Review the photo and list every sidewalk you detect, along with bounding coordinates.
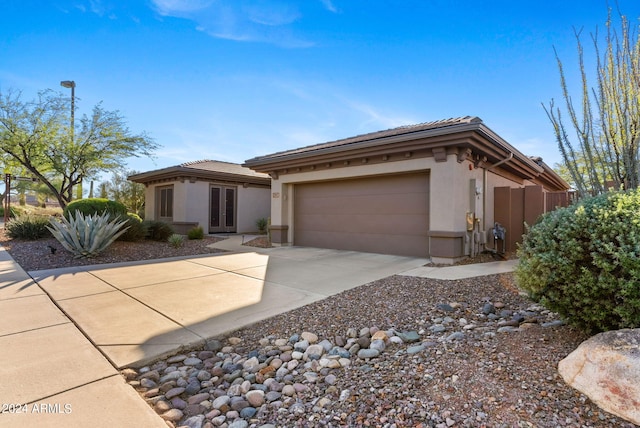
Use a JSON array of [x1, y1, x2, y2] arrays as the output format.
[[0, 246, 166, 427], [401, 259, 518, 280], [0, 236, 518, 427]]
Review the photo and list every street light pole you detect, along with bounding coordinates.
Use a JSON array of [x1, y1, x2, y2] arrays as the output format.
[[60, 80, 75, 143], [60, 80, 81, 199]]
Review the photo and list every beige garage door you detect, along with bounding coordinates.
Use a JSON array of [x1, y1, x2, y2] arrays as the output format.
[[293, 172, 430, 257]]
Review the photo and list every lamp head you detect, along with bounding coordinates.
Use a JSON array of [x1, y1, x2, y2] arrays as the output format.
[[60, 80, 75, 88]]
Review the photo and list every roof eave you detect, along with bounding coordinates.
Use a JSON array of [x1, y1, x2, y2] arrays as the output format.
[[128, 166, 270, 186], [244, 122, 488, 169]]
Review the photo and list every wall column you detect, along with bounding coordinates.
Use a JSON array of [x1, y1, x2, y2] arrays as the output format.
[[268, 179, 290, 245], [428, 154, 479, 262]]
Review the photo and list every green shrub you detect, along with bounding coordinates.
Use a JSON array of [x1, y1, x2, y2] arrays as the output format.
[[143, 220, 174, 241], [117, 213, 147, 242], [168, 233, 184, 248], [515, 189, 640, 333], [47, 211, 129, 258], [187, 226, 204, 240], [256, 217, 268, 234], [0, 206, 16, 219], [63, 198, 128, 220], [5, 214, 52, 240]]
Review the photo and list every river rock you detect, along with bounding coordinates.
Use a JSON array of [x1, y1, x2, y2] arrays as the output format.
[[182, 414, 205, 428], [165, 387, 185, 399], [304, 344, 325, 360], [301, 331, 318, 343], [396, 331, 420, 343], [160, 408, 183, 422], [184, 357, 202, 366], [246, 390, 265, 407], [357, 348, 380, 359], [482, 302, 495, 315], [370, 339, 386, 351], [372, 330, 388, 341], [558, 328, 640, 425], [212, 395, 230, 410]]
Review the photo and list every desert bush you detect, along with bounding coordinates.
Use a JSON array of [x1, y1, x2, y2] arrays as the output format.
[[63, 198, 127, 220], [516, 189, 640, 333], [5, 214, 52, 240], [0, 206, 18, 219], [143, 220, 174, 241], [168, 233, 184, 248], [48, 211, 129, 258], [187, 226, 204, 240], [117, 213, 147, 242], [256, 217, 268, 234]]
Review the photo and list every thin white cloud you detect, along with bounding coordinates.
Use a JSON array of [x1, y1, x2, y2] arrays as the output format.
[[344, 99, 417, 131], [265, 76, 418, 135], [149, 0, 317, 48], [152, 0, 214, 16], [89, 0, 105, 16], [244, 2, 300, 26], [320, 0, 338, 13]]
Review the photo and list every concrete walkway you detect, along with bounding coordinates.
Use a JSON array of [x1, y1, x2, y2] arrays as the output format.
[[0, 246, 166, 427], [0, 235, 517, 427], [401, 259, 518, 280]]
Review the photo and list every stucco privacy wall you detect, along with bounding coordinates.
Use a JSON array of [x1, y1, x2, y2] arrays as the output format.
[[143, 180, 270, 234], [237, 186, 271, 233], [484, 170, 537, 235]]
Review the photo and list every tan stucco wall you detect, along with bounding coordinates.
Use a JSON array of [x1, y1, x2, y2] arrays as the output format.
[[143, 180, 270, 234], [143, 185, 154, 220], [237, 186, 271, 233], [428, 154, 484, 233], [269, 155, 486, 249]]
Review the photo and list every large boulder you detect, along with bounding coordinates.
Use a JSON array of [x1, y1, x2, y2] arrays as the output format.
[[558, 329, 640, 425]]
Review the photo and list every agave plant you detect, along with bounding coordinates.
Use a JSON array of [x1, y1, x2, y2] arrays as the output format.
[[47, 210, 130, 259], [167, 233, 185, 248]]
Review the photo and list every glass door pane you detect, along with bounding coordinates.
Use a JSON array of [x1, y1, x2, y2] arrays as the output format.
[[210, 187, 220, 229], [225, 188, 235, 228]]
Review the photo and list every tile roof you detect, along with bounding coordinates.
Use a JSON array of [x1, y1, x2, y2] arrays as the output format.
[[128, 159, 270, 184], [246, 116, 482, 162], [178, 160, 268, 178]]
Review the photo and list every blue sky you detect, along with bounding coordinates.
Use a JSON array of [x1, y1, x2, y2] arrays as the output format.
[[1, 0, 639, 177]]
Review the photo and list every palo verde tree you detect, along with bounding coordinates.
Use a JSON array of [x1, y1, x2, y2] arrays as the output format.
[[544, 10, 640, 197], [0, 89, 158, 208]]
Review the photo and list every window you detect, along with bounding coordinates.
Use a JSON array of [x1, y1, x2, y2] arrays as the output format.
[[157, 186, 173, 220]]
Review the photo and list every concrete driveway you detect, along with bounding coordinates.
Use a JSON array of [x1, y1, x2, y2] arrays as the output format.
[[28, 238, 429, 369]]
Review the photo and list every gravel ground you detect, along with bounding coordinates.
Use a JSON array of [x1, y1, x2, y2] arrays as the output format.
[[0, 231, 226, 271], [122, 274, 637, 428], [1, 231, 635, 427]]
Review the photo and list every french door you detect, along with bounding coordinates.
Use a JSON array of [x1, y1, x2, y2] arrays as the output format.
[[210, 186, 236, 233]]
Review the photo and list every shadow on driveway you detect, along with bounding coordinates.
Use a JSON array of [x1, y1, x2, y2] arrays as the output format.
[[29, 247, 428, 368]]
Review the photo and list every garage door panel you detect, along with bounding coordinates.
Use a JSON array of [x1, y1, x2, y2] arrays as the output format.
[[298, 231, 428, 258], [296, 193, 428, 215], [296, 214, 428, 235], [294, 172, 430, 258], [296, 175, 426, 197]]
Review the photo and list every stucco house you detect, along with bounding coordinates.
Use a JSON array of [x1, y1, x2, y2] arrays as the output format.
[[128, 160, 271, 234], [243, 116, 570, 264]]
